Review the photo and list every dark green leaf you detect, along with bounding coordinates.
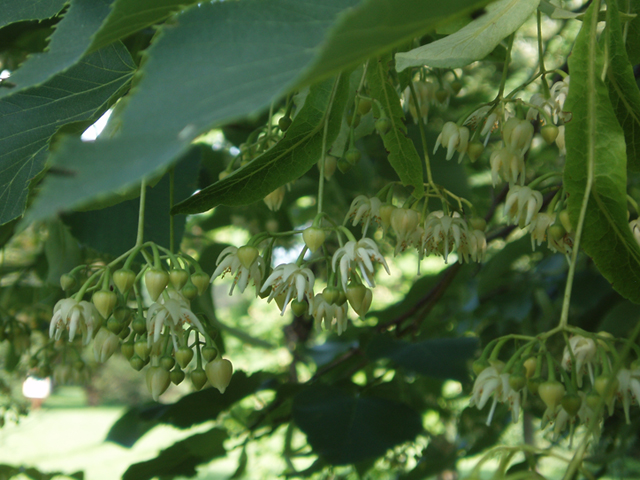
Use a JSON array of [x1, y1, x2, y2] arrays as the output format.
[[107, 371, 270, 447], [366, 56, 424, 198], [63, 146, 200, 256], [621, 0, 640, 65], [476, 236, 531, 296], [87, 0, 200, 53], [0, 42, 135, 225], [564, 3, 640, 304], [293, 386, 422, 465], [44, 217, 81, 285], [172, 75, 349, 214], [605, 0, 640, 172], [366, 336, 477, 382], [0, 0, 66, 29], [0, 0, 114, 100], [122, 428, 227, 480]]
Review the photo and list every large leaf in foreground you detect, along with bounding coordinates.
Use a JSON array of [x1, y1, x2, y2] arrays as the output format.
[[25, 0, 491, 222], [172, 75, 349, 214], [0, 42, 135, 224], [0, 0, 66, 29], [564, 3, 640, 303], [395, 0, 539, 70], [0, 0, 114, 100], [605, 0, 640, 172], [366, 56, 424, 198], [293, 386, 422, 465]]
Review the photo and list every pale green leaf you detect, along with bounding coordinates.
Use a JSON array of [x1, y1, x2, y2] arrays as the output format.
[[564, 3, 640, 304], [606, 0, 640, 172], [172, 76, 350, 215], [0, 42, 135, 225], [395, 0, 540, 71], [0, 0, 67, 29], [366, 57, 424, 197], [0, 0, 113, 100], [87, 0, 200, 53]]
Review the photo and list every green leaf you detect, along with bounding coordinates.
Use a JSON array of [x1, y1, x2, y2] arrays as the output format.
[[122, 428, 228, 480], [564, 3, 640, 304], [621, 0, 640, 65], [63, 147, 200, 256], [0, 42, 135, 225], [293, 386, 422, 465], [172, 76, 349, 214], [395, 0, 540, 70], [366, 336, 477, 382], [0, 0, 114, 100], [0, 0, 66, 29], [24, 0, 493, 223], [87, 0, 199, 53], [605, 0, 640, 172], [44, 217, 81, 285], [297, 0, 492, 85], [366, 57, 424, 198], [106, 371, 270, 447]]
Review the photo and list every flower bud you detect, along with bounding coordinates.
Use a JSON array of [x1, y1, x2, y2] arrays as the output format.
[[375, 117, 391, 136], [113, 269, 136, 294], [121, 340, 135, 360], [201, 346, 218, 362], [169, 268, 189, 290], [236, 245, 259, 270], [175, 346, 194, 368], [60, 274, 77, 292], [191, 367, 208, 390], [92, 290, 118, 319], [379, 203, 396, 230], [346, 284, 372, 317], [160, 355, 175, 371], [145, 268, 169, 301], [318, 155, 337, 181], [594, 374, 619, 403], [345, 148, 361, 166], [322, 287, 341, 305], [146, 366, 170, 401], [134, 339, 151, 361], [191, 272, 210, 295], [182, 283, 199, 300], [131, 315, 146, 334], [502, 118, 534, 155], [561, 393, 582, 417], [466, 142, 484, 162], [540, 125, 559, 144], [170, 368, 185, 385], [538, 380, 565, 411], [290, 299, 308, 317], [302, 227, 326, 253], [205, 357, 233, 394], [129, 355, 145, 371], [523, 357, 537, 378]]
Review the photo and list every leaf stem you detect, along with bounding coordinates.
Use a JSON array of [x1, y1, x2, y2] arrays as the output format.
[[317, 74, 343, 216], [136, 177, 147, 247], [498, 34, 516, 99]]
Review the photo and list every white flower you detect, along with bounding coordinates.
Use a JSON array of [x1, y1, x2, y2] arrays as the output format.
[[528, 213, 555, 250], [346, 196, 382, 234], [263, 186, 286, 211], [434, 122, 470, 163], [260, 263, 315, 315], [458, 228, 487, 263], [332, 238, 390, 290], [490, 146, 525, 186], [422, 211, 467, 263], [480, 110, 500, 145], [502, 118, 534, 157], [504, 185, 543, 227], [616, 368, 640, 424], [404, 81, 436, 121], [556, 124, 566, 156], [469, 366, 521, 425], [211, 246, 265, 296], [561, 335, 597, 388], [49, 298, 99, 344], [526, 93, 555, 122], [550, 76, 571, 123], [147, 289, 206, 348], [312, 294, 349, 335], [390, 208, 420, 254]]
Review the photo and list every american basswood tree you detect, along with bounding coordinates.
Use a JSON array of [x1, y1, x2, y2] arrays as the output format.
[[1, 0, 640, 478]]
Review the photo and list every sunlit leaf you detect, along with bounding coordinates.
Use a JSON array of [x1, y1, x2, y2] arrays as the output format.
[[395, 0, 540, 70], [564, 2, 640, 303]]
